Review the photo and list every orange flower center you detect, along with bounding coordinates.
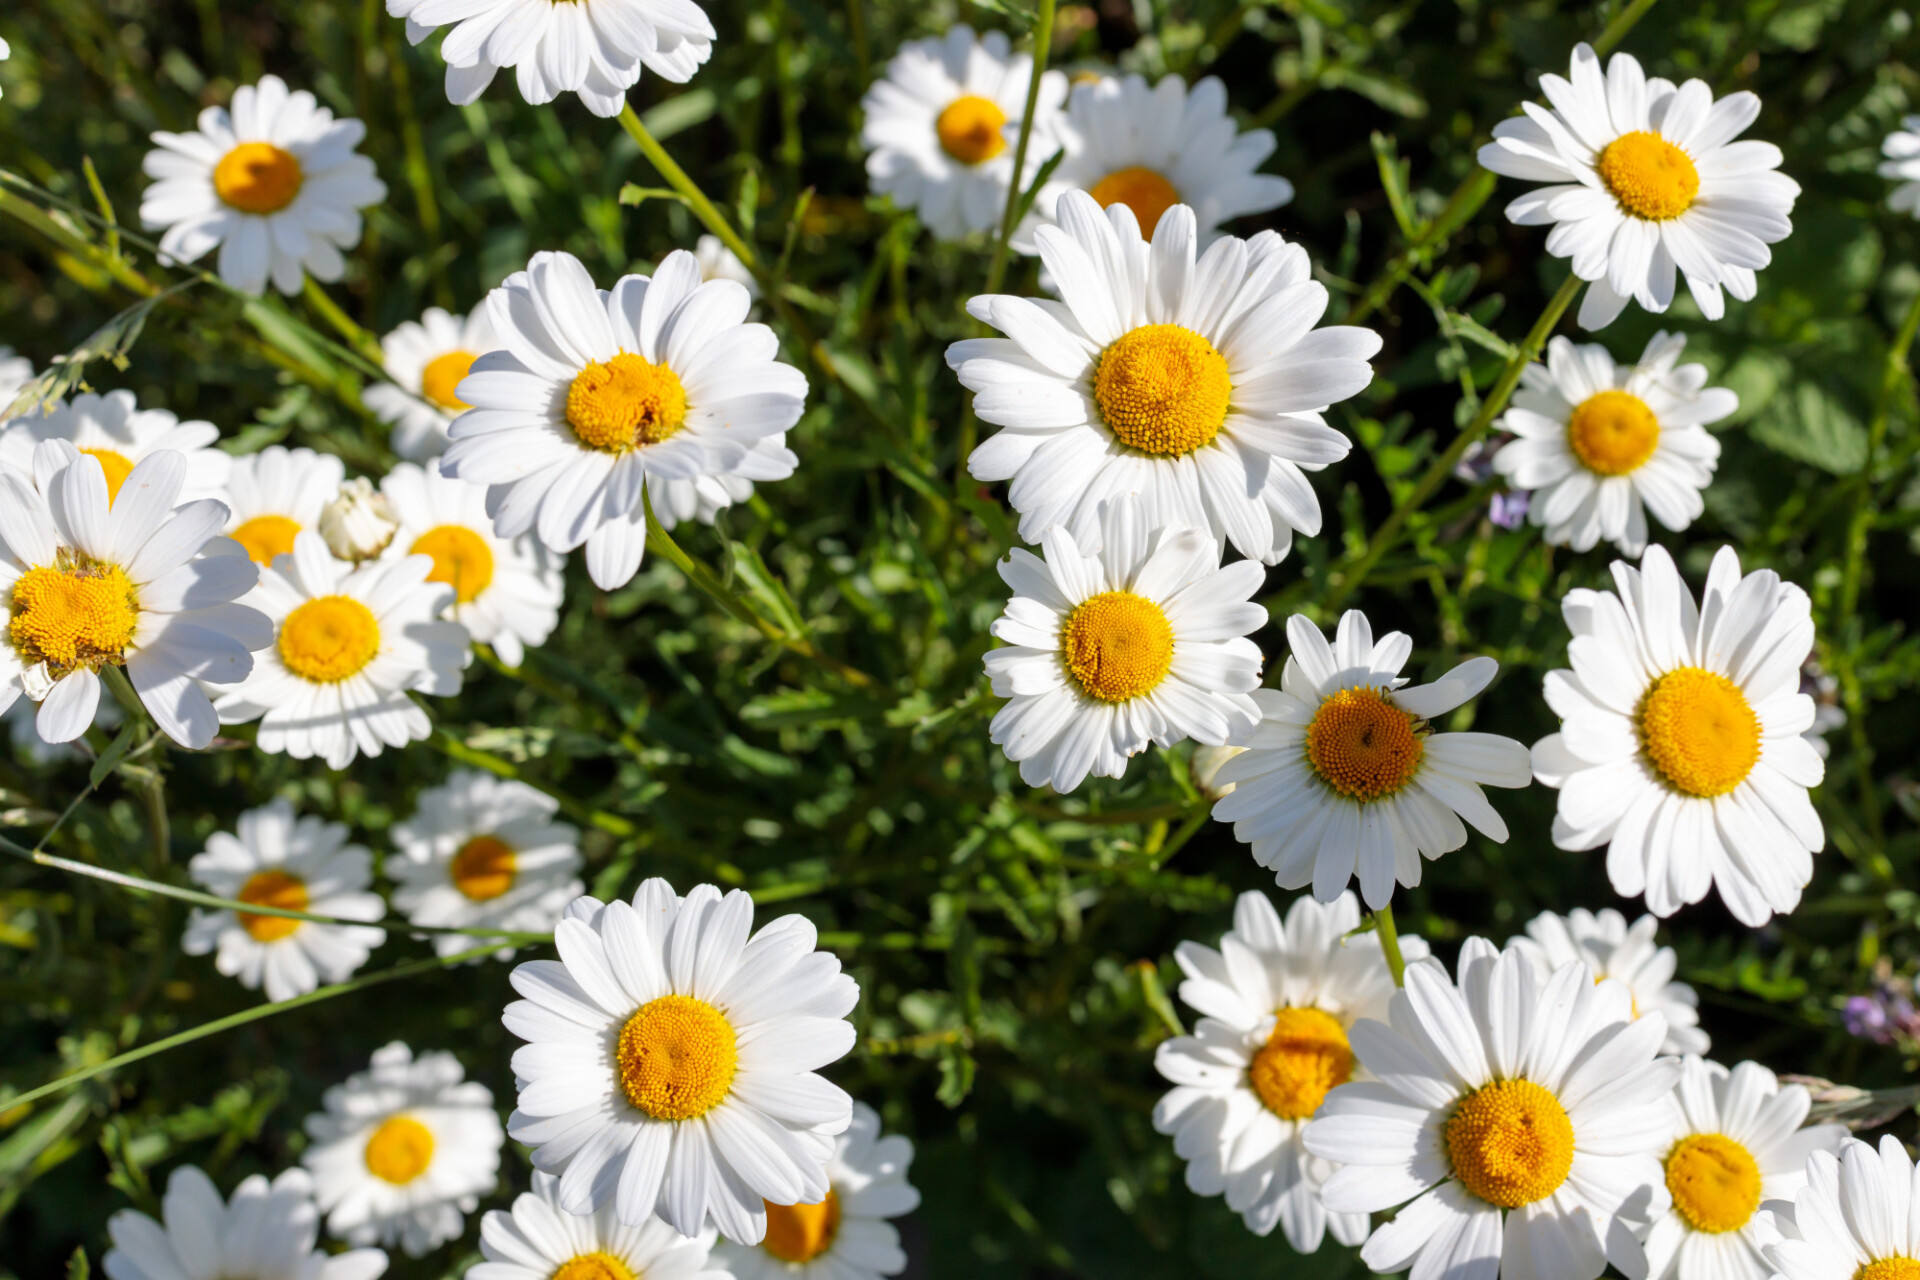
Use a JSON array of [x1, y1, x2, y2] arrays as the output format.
[[936, 95, 1009, 165], [565, 352, 688, 453], [420, 349, 479, 411], [450, 835, 517, 901], [1566, 390, 1660, 476], [1247, 1007, 1353, 1120], [1088, 165, 1181, 236], [214, 141, 305, 215], [1306, 686, 1425, 802], [410, 525, 495, 604], [231, 515, 303, 566], [762, 1190, 843, 1263], [236, 869, 308, 942], [1596, 131, 1700, 221]]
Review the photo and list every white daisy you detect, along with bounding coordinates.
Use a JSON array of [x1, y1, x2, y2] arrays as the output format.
[[714, 1101, 920, 1280], [1507, 908, 1707, 1056], [1492, 332, 1729, 555], [0, 444, 269, 747], [0, 38, 11, 100], [380, 460, 563, 667], [983, 495, 1265, 794], [860, 25, 1067, 241], [213, 530, 469, 769], [473, 1170, 730, 1280], [441, 250, 806, 591], [0, 390, 231, 508], [221, 444, 349, 567], [1210, 610, 1532, 909], [140, 75, 387, 297], [181, 796, 387, 1002], [502, 878, 859, 1242], [1880, 116, 1920, 218], [1764, 1136, 1920, 1280], [1531, 544, 1825, 926], [1154, 890, 1427, 1249], [104, 1164, 388, 1280], [950, 190, 1379, 563], [1304, 938, 1682, 1280], [694, 234, 760, 299], [1016, 73, 1293, 251], [389, 768, 584, 960], [1477, 43, 1800, 330], [388, 0, 714, 119], [364, 304, 499, 461], [0, 346, 36, 415]]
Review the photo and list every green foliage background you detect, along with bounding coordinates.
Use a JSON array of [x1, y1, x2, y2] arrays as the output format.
[[3, 0, 1920, 1275]]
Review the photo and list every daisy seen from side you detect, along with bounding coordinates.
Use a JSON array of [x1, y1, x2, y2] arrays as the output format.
[[1, 389, 232, 507], [104, 1165, 387, 1280], [1507, 908, 1707, 1055], [472, 1170, 730, 1280], [363, 304, 499, 461], [694, 234, 760, 298], [1763, 1136, 1920, 1280], [221, 444, 348, 567]]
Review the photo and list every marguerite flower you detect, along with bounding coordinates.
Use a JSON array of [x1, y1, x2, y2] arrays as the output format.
[[302, 1041, 504, 1257], [503, 878, 859, 1242], [0, 390, 231, 507], [442, 250, 807, 591], [363, 304, 499, 461], [1493, 332, 1729, 555], [221, 445, 348, 567], [213, 531, 469, 768], [140, 75, 386, 296], [1880, 116, 1920, 218], [1304, 938, 1682, 1280], [472, 1170, 730, 1280], [104, 1165, 387, 1280], [984, 496, 1265, 794], [1507, 908, 1707, 1055], [181, 797, 386, 1002], [389, 769, 583, 960], [0, 346, 36, 416], [1764, 1136, 1920, 1280], [694, 234, 759, 299], [1209, 610, 1531, 908], [1532, 545, 1825, 925], [714, 1101, 920, 1280], [1477, 44, 1800, 330], [1154, 890, 1425, 1249], [950, 191, 1379, 563], [860, 25, 1067, 241]]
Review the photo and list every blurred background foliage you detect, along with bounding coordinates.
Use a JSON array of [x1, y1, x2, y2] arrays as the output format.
[[3, 0, 1920, 1275]]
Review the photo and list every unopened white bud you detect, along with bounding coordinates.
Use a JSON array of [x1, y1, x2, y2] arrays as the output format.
[[319, 477, 398, 563], [1191, 744, 1246, 800]]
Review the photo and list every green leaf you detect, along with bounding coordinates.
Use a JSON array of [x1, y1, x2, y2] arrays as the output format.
[[89, 723, 141, 789], [1748, 381, 1867, 475], [67, 1247, 89, 1280]]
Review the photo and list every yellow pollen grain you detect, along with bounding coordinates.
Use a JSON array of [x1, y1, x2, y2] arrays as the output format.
[[278, 595, 381, 684], [8, 562, 140, 675], [1596, 131, 1700, 222], [1059, 590, 1175, 703], [1665, 1133, 1762, 1234], [236, 869, 308, 942], [615, 994, 738, 1122], [450, 835, 517, 902], [421, 349, 479, 411], [80, 449, 138, 504], [410, 525, 495, 604], [551, 1253, 638, 1280], [214, 141, 305, 215], [1247, 1006, 1353, 1120], [762, 1190, 843, 1264], [1088, 165, 1181, 236], [1093, 324, 1232, 456], [1567, 389, 1661, 476], [566, 352, 689, 453], [1859, 1260, 1920, 1280], [936, 95, 1009, 165], [1445, 1078, 1576, 1209], [232, 515, 303, 566], [362, 1115, 435, 1185], [1637, 667, 1761, 798], [1306, 686, 1425, 802]]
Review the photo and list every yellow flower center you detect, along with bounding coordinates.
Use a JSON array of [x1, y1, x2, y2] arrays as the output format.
[[614, 994, 738, 1121], [1596, 131, 1700, 222], [551, 1254, 638, 1280], [80, 449, 137, 504], [410, 525, 495, 604], [8, 562, 140, 675], [1566, 390, 1660, 476], [1665, 1133, 1762, 1234], [232, 515, 303, 566], [1088, 165, 1181, 236], [565, 352, 689, 453], [450, 835, 517, 902], [236, 869, 309, 942], [278, 595, 381, 684], [362, 1115, 435, 1185], [1637, 667, 1761, 798], [936, 95, 1009, 165], [420, 350, 478, 412], [1059, 590, 1175, 703], [1306, 686, 1425, 802], [1247, 1006, 1353, 1120], [1860, 1261, 1920, 1280], [762, 1190, 843, 1264], [1093, 324, 1232, 456], [213, 141, 305, 215], [1445, 1079, 1576, 1209]]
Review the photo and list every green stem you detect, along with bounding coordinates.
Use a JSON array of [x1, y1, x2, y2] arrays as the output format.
[[617, 103, 759, 273], [981, 0, 1058, 302], [1374, 902, 1407, 987], [302, 276, 381, 363], [1593, 0, 1662, 55]]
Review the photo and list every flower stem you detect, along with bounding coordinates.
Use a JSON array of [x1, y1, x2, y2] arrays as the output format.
[[981, 0, 1058, 302], [617, 103, 759, 273], [301, 275, 382, 364], [1373, 902, 1407, 987]]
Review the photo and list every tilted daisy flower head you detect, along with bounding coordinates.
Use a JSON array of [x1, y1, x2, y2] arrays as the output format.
[[0, 389, 232, 507], [951, 191, 1380, 563], [214, 531, 469, 769], [473, 1170, 730, 1280], [0, 443, 269, 747], [140, 75, 386, 297], [1764, 1136, 1920, 1280], [1880, 117, 1920, 218], [983, 495, 1266, 794], [860, 25, 1067, 241], [442, 250, 807, 591], [503, 878, 860, 1242], [1532, 544, 1825, 926], [104, 1164, 388, 1280], [1507, 908, 1707, 1056], [1478, 43, 1799, 330], [1210, 611, 1532, 909], [1304, 938, 1683, 1280], [1493, 332, 1729, 556], [1154, 890, 1428, 1250], [363, 304, 500, 461], [694, 234, 760, 299], [222, 444, 348, 567], [181, 797, 386, 1002]]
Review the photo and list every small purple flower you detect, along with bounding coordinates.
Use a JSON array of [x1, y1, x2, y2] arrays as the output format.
[[1489, 490, 1530, 530], [1844, 994, 1893, 1042]]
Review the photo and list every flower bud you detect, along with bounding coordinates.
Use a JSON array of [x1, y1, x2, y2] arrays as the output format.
[[319, 477, 399, 563], [1190, 744, 1246, 800]]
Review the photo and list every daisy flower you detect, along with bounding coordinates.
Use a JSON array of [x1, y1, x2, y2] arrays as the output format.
[[502, 878, 859, 1242], [950, 191, 1379, 563], [213, 531, 469, 769], [0, 38, 10, 99], [221, 445, 348, 567], [1764, 1136, 1920, 1280], [389, 769, 583, 960], [1880, 116, 1920, 218], [694, 234, 760, 299], [1531, 544, 1825, 925], [0, 444, 269, 747], [181, 797, 386, 1002], [363, 304, 499, 461], [1492, 332, 1729, 555], [1, 390, 231, 507], [0, 346, 36, 416], [1209, 610, 1532, 909], [472, 1170, 730, 1280], [1304, 938, 1682, 1280], [1477, 44, 1800, 330], [1507, 908, 1707, 1055], [379, 460, 563, 667], [714, 1100, 920, 1280], [1154, 890, 1426, 1249], [104, 1164, 388, 1280], [388, 0, 714, 118], [140, 75, 386, 297], [1016, 73, 1292, 251], [441, 250, 807, 591], [860, 25, 1067, 241], [983, 496, 1265, 794]]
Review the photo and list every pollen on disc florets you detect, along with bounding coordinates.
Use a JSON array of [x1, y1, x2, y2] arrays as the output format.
[[278, 595, 382, 683], [8, 558, 141, 675], [1306, 686, 1426, 802], [1088, 166, 1181, 237], [236, 869, 309, 942], [362, 1115, 435, 1185], [1093, 324, 1232, 457], [1665, 1133, 1762, 1233], [936, 95, 1008, 165], [553, 1254, 638, 1280], [614, 994, 739, 1122], [762, 1191, 843, 1264], [1637, 667, 1761, 798], [565, 352, 689, 453], [214, 141, 305, 215], [420, 350, 478, 411], [1859, 1260, 1920, 1280], [1567, 389, 1661, 476], [1597, 131, 1700, 222], [410, 525, 495, 603], [1444, 1078, 1576, 1209], [449, 835, 516, 901], [1247, 1006, 1354, 1120], [1059, 590, 1175, 703]]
